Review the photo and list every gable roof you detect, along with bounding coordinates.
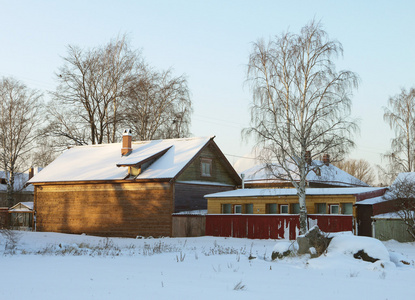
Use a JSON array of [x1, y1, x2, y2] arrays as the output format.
[[9, 201, 34, 212], [241, 162, 370, 187], [29, 136, 220, 183]]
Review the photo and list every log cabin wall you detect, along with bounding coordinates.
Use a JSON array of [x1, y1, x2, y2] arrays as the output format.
[[34, 181, 173, 238]]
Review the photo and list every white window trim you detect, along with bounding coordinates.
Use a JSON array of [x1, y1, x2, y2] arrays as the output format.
[[330, 204, 340, 214], [280, 204, 289, 214], [234, 205, 242, 214]]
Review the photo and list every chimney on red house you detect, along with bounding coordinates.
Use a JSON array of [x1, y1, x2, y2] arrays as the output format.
[[121, 129, 132, 156], [323, 154, 330, 166]]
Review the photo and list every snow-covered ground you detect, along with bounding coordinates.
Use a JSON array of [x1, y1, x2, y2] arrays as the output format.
[[0, 231, 414, 300]]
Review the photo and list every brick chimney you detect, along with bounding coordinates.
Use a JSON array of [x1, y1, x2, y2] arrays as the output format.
[[323, 154, 330, 166], [121, 129, 132, 156], [29, 167, 34, 180]]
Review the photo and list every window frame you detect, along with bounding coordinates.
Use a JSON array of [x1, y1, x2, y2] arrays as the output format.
[[222, 203, 232, 214], [266, 203, 278, 214], [291, 203, 300, 214], [279, 204, 289, 214], [316, 203, 327, 214], [341, 203, 353, 215], [244, 203, 254, 214], [234, 205, 242, 214], [200, 158, 213, 177], [329, 204, 340, 214]]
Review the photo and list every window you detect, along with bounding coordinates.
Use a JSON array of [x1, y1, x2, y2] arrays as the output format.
[[291, 203, 300, 214], [316, 203, 327, 214], [222, 204, 232, 214], [234, 205, 242, 214], [245, 204, 253, 214], [341, 203, 353, 215], [280, 204, 289, 214], [201, 158, 212, 177], [266, 203, 277, 214], [330, 204, 339, 214]]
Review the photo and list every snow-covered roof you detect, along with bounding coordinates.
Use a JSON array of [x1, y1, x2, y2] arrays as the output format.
[[173, 209, 207, 215], [241, 162, 369, 187], [0, 171, 34, 192], [355, 196, 386, 205], [9, 201, 34, 212], [393, 172, 415, 184], [29, 137, 214, 183], [372, 211, 407, 219], [205, 187, 385, 198]]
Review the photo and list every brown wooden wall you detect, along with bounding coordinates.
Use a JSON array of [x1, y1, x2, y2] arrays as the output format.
[[174, 182, 234, 213], [34, 181, 173, 238], [177, 144, 237, 185], [356, 205, 373, 237], [0, 192, 33, 207], [0, 207, 10, 229], [172, 215, 206, 237]]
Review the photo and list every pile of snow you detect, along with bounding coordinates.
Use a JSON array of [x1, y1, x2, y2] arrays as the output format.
[[327, 233, 390, 262]]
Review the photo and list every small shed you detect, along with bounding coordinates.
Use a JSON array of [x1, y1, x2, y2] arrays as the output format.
[[372, 212, 414, 242], [9, 202, 34, 230]]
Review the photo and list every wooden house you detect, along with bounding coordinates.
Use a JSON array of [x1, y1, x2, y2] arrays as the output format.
[[205, 187, 387, 239], [9, 202, 34, 230], [240, 159, 370, 189], [29, 133, 241, 237]]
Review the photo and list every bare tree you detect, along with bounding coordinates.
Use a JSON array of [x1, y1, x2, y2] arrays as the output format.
[[122, 66, 192, 141], [245, 20, 359, 234], [48, 35, 138, 146], [48, 35, 192, 149], [383, 173, 415, 240], [0, 77, 43, 207], [383, 88, 415, 177], [334, 159, 375, 186]]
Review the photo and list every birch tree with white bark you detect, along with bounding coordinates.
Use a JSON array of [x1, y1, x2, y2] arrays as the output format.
[[382, 88, 415, 180], [0, 77, 42, 207], [245, 21, 359, 234]]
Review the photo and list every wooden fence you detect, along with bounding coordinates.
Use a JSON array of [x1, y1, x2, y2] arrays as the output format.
[[205, 214, 353, 240], [172, 214, 206, 237]]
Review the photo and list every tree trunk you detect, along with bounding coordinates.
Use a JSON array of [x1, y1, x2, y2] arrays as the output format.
[[6, 173, 14, 208], [298, 191, 308, 235]]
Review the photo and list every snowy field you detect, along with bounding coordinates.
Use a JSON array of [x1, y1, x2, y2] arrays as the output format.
[[0, 231, 414, 300]]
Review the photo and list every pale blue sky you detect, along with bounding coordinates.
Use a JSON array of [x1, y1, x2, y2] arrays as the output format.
[[1, 0, 414, 169]]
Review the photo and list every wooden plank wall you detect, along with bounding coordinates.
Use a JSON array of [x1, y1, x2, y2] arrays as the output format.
[[174, 183, 234, 212], [373, 219, 413, 242], [207, 195, 357, 216], [0, 208, 10, 229], [177, 144, 236, 185], [172, 215, 206, 237], [206, 214, 353, 240], [34, 182, 173, 237]]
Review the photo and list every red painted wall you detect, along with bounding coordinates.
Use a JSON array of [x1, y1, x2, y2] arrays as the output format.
[[206, 214, 353, 240]]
